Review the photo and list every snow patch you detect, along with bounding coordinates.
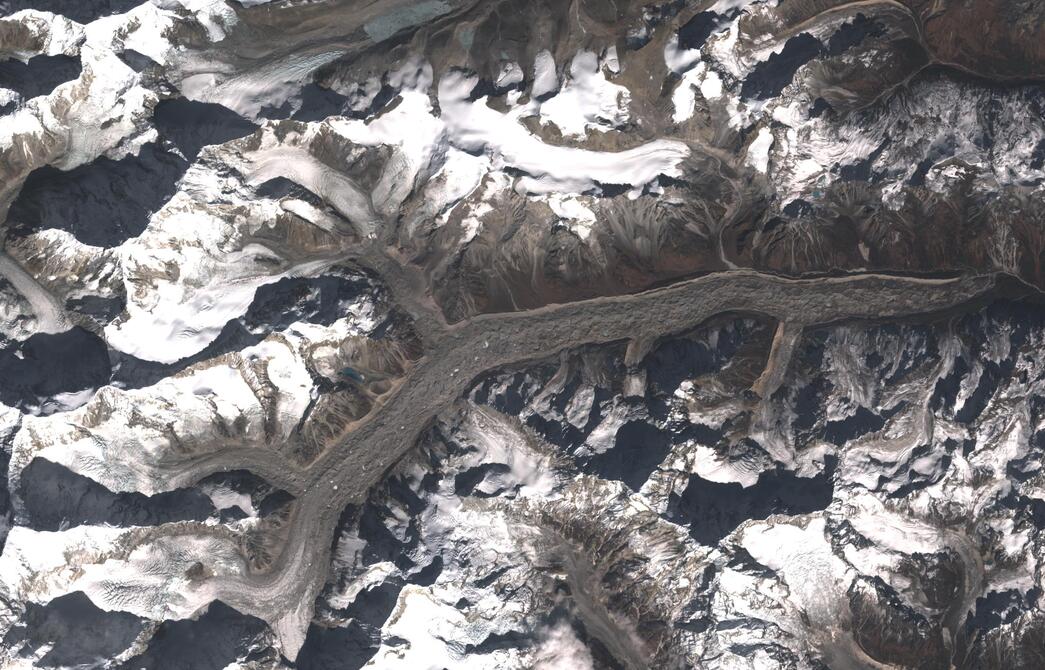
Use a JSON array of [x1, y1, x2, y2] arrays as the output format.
[[438, 69, 687, 196], [538, 51, 630, 138], [532, 50, 559, 99], [745, 126, 774, 174], [544, 193, 598, 240]]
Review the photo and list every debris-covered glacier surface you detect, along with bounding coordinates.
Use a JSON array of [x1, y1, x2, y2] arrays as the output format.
[[1, 0, 1044, 668]]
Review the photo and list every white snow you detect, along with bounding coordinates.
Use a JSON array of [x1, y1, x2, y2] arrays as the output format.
[[460, 201, 492, 243], [25, 388, 97, 416], [544, 193, 598, 240], [672, 62, 725, 123], [700, 68, 724, 100], [709, 0, 762, 13], [0, 10, 85, 60], [428, 148, 492, 225], [367, 585, 514, 669], [105, 196, 335, 364], [12, 334, 316, 494], [745, 126, 774, 173], [691, 444, 761, 487], [673, 77, 699, 124], [448, 171, 512, 243], [533, 622, 596, 670], [496, 61, 525, 89], [247, 146, 381, 232], [601, 45, 621, 75], [706, 19, 745, 79], [539, 51, 630, 138], [438, 69, 688, 195], [458, 405, 559, 498], [200, 483, 257, 517], [664, 34, 702, 74], [740, 518, 852, 628], [0, 525, 245, 622], [328, 64, 445, 219], [29, 47, 692, 368], [532, 50, 559, 99]]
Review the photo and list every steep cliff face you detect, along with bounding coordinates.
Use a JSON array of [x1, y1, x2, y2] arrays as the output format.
[[0, 1, 1043, 668]]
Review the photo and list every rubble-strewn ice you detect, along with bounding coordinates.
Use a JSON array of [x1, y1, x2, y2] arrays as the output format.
[[2, 0, 1045, 667]]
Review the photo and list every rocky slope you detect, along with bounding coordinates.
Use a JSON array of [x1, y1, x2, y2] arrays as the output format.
[[0, 0, 1043, 668]]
